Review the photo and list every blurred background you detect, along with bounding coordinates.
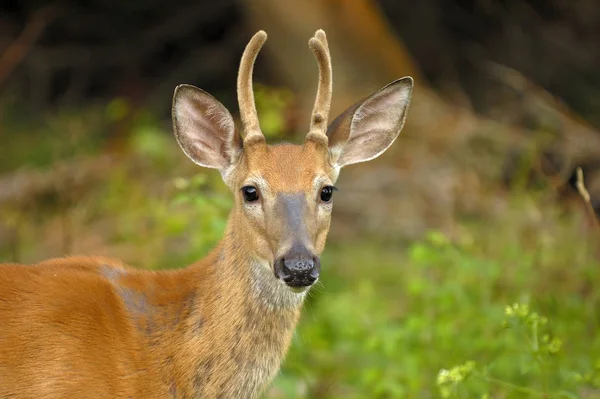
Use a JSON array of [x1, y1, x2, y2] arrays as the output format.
[[1, 0, 600, 397]]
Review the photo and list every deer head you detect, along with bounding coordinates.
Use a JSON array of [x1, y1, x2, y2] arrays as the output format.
[[171, 30, 413, 291]]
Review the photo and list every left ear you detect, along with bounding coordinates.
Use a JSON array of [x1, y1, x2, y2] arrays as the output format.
[[326, 77, 413, 167]]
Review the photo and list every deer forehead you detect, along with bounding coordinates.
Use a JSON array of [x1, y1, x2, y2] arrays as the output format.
[[241, 143, 333, 193]]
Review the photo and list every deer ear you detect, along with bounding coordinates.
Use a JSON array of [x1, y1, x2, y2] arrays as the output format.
[[326, 77, 413, 167], [172, 84, 242, 171]]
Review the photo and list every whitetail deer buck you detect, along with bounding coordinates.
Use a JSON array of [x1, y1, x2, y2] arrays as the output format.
[[0, 30, 412, 398]]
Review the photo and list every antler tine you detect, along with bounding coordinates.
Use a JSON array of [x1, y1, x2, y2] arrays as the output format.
[[307, 29, 332, 140], [314, 29, 329, 52], [237, 30, 267, 143]]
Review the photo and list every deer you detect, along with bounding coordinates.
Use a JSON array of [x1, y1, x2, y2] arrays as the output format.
[[0, 30, 413, 398]]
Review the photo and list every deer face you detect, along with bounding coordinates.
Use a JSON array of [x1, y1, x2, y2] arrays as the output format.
[[172, 30, 413, 290]]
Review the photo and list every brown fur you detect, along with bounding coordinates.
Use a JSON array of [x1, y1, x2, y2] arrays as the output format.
[[0, 30, 413, 398], [0, 229, 299, 397]]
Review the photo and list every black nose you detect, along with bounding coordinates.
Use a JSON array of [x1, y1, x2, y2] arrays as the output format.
[[274, 250, 320, 288]]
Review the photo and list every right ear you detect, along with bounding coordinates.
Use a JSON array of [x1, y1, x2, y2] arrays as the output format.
[[172, 84, 242, 171]]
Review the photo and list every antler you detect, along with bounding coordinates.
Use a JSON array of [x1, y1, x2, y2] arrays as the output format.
[[307, 29, 332, 141], [237, 30, 267, 144]]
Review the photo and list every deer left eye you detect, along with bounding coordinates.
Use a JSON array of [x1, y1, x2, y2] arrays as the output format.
[[320, 186, 336, 202]]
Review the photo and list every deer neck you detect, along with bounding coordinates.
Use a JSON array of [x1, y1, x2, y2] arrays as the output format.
[[213, 213, 308, 309], [166, 214, 306, 397]]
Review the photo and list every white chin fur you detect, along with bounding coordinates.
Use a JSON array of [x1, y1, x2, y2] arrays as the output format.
[[289, 285, 311, 294], [250, 260, 307, 310]]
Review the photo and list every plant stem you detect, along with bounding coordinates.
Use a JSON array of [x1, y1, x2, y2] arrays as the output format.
[[476, 371, 546, 397]]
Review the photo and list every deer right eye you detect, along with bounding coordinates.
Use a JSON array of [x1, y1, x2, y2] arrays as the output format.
[[241, 186, 259, 202]]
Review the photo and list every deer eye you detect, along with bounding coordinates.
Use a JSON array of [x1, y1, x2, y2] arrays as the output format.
[[320, 186, 336, 202], [241, 186, 259, 202]]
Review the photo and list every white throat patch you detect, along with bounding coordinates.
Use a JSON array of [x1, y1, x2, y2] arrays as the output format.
[[249, 260, 306, 311]]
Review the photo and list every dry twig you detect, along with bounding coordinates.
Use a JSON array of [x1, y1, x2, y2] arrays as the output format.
[[575, 167, 600, 230]]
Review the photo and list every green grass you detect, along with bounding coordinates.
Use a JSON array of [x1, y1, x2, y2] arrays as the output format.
[[268, 220, 600, 398]]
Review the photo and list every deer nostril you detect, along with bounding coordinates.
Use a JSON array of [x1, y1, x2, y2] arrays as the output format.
[[309, 267, 320, 280], [274, 258, 292, 281]]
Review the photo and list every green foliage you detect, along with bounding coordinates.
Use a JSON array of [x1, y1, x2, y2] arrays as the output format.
[[254, 84, 293, 139], [0, 98, 232, 266], [93, 167, 231, 270], [0, 105, 105, 172], [269, 226, 600, 398], [128, 110, 174, 166], [435, 302, 595, 398], [168, 172, 232, 264]]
